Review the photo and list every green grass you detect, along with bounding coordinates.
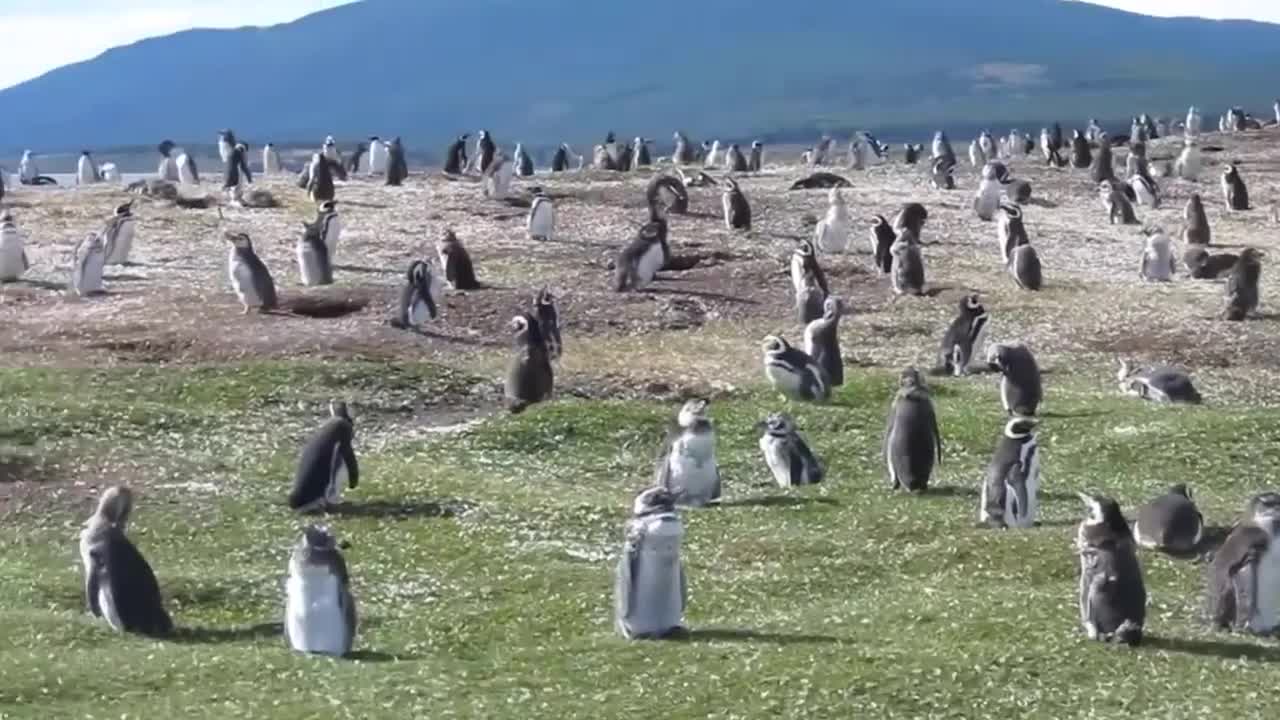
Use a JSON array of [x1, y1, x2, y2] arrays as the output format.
[[1, 363, 1279, 719]]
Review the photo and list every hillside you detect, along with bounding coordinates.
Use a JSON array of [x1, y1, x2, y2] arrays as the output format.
[[1, 0, 1279, 154]]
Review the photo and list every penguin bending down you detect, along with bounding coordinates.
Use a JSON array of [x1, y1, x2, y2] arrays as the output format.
[[761, 335, 830, 402], [1133, 485, 1203, 555], [892, 202, 928, 238], [528, 190, 554, 242], [1184, 194, 1211, 246], [436, 230, 480, 290], [814, 188, 850, 253], [297, 220, 334, 286], [1101, 181, 1139, 225], [791, 239, 829, 324], [655, 399, 721, 507], [1223, 248, 1263, 321], [1223, 162, 1249, 211], [987, 342, 1042, 416], [883, 367, 943, 493], [647, 174, 689, 216], [285, 525, 357, 657], [1116, 360, 1201, 404], [534, 288, 562, 360], [1208, 493, 1280, 634], [78, 486, 173, 637], [385, 137, 408, 186], [70, 232, 108, 296], [722, 177, 751, 230], [0, 211, 29, 282], [889, 234, 925, 296], [444, 134, 469, 175], [225, 231, 278, 313], [287, 401, 359, 511], [391, 260, 440, 329], [157, 140, 179, 181], [1183, 246, 1238, 280], [505, 313, 554, 413], [1076, 493, 1146, 646], [1138, 228, 1175, 282], [614, 487, 688, 640], [869, 215, 896, 274], [938, 294, 989, 377], [804, 296, 844, 387], [263, 143, 282, 175], [614, 218, 665, 292], [102, 201, 137, 266], [980, 417, 1041, 529], [757, 413, 824, 488]]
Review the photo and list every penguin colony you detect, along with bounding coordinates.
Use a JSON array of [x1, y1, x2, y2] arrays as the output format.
[[3, 104, 1279, 662]]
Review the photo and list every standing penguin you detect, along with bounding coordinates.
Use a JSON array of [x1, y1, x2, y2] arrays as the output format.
[[1223, 247, 1263, 321], [223, 143, 253, 204], [974, 170, 1002, 222], [938, 294, 990, 376], [722, 177, 751, 230], [869, 215, 897, 274], [296, 220, 333, 287], [1091, 137, 1115, 184], [634, 138, 652, 168], [654, 399, 721, 507], [156, 140, 180, 181], [1008, 241, 1042, 292], [476, 130, 496, 173], [70, 232, 107, 296], [505, 313, 553, 413], [551, 144, 570, 173], [1130, 175, 1160, 209], [0, 211, 29, 282], [968, 139, 985, 168], [284, 525, 357, 657], [890, 234, 925, 296], [1133, 485, 1203, 555], [931, 131, 956, 168], [528, 189, 555, 242], [1185, 106, 1202, 136], [224, 231, 278, 314], [673, 132, 697, 165], [345, 143, 367, 176], [263, 143, 282, 175], [761, 335, 830, 402], [814, 188, 850, 254], [436, 230, 480, 290], [1076, 493, 1146, 646], [804, 296, 844, 387], [1070, 131, 1092, 169], [76, 151, 100, 185], [756, 413, 824, 488], [1102, 181, 1139, 225], [986, 342, 1042, 416], [748, 141, 764, 172], [1223, 162, 1249, 211], [482, 153, 514, 199], [1208, 493, 1280, 634], [703, 140, 722, 168], [391, 260, 440, 330], [1184, 194, 1211, 246], [997, 203, 1029, 264], [315, 200, 341, 257], [883, 367, 943, 494], [1138, 228, 1176, 282], [903, 143, 923, 165], [218, 130, 236, 164], [980, 417, 1041, 529], [78, 486, 173, 637], [791, 239, 830, 324], [513, 143, 535, 177], [288, 402, 359, 511], [1175, 139, 1201, 180], [101, 201, 137, 266], [614, 216, 665, 292], [367, 136, 388, 175], [305, 153, 335, 204], [385, 137, 408, 187], [930, 156, 955, 190], [444, 134, 469, 175], [321, 136, 339, 165], [614, 487, 687, 640], [534, 287, 562, 360]]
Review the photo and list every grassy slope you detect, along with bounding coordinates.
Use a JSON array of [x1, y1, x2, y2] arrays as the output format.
[[2, 362, 1279, 718]]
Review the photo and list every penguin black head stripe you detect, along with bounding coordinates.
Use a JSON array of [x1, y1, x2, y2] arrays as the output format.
[[330, 400, 352, 423]]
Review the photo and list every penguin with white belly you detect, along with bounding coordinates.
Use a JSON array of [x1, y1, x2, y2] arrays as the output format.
[[78, 486, 173, 637], [0, 211, 30, 282], [654, 399, 721, 507], [285, 525, 357, 657], [614, 487, 688, 640], [296, 220, 333, 286], [391, 260, 440, 330], [288, 402, 359, 512], [979, 417, 1041, 529]]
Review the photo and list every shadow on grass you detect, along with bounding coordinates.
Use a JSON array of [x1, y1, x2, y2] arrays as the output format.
[[1039, 409, 1110, 420], [172, 622, 282, 644], [348, 649, 419, 663], [1146, 635, 1280, 662], [684, 628, 843, 645], [921, 486, 979, 499], [323, 499, 471, 519], [720, 496, 840, 509]]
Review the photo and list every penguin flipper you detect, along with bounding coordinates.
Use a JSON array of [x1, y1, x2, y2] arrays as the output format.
[[615, 539, 637, 621], [191, 157, 200, 184], [85, 550, 103, 617], [340, 588, 358, 655], [340, 437, 359, 490], [928, 403, 944, 464], [679, 560, 688, 613], [21, 251, 29, 271]]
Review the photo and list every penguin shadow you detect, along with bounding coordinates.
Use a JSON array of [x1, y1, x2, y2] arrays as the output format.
[[171, 622, 283, 645], [333, 264, 396, 276], [333, 200, 391, 210], [395, 325, 505, 349], [320, 499, 467, 519], [686, 210, 722, 220], [1144, 635, 1280, 663], [102, 273, 148, 283], [719, 495, 840, 509], [1025, 198, 1059, 209], [919, 486, 979, 499], [2, 278, 64, 292], [681, 628, 843, 646], [346, 649, 418, 663], [1037, 409, 1110, 420], [645, 286, 759, 306]]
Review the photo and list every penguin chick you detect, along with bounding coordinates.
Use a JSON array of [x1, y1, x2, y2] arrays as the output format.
[[654, 399, 721, 507], [761, 335, 830, 403], [803, 296, 844, 387], [1183, 246, 1238, 280], [1138, 228, 1175, 282], [987, 342, 1043, 416], [613, 219, 665, 292], [296, 220, 334, 287], [814, 188, 850, 253], [1076, 492, 1146, 646], [980, 417, 1041, 529], [1183, 194, 1211, 246], [284, 525, 357, 657], [534, 287, 562, 360], [436, 230, 480, 290], [883, 367, 943, 493], [504, 313, 553, 413], [1133, 484, 1203, 555], [614, 486, 688, 640], [224, 231, 278, 314], [889, 235, 926, 296], [756, 413, 824, 488], [1224, 248, 1263, 321]]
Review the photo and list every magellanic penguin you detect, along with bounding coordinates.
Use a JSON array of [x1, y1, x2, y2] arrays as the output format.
[[727, 144, 748, 173], [883, 367, 943, 493], [385, 137, 408, 186], [285, 525, 357, 657], [938, 294, 990, 377], [305, 153, 336, 204], [76, 150, 100, 185], [930, 156, 956, 190], [804, 296, 844, 387], [722, 177, 751, 231], [476, 130, 496, 174], [869, 215, 896, 274], [614, 217, 665, 292], [633, 137, 652, 168], [1183, 194, 1211, 246], [1076, 492, 1146, 646], [505, 313, 553, 413], [1130, 174, 1160, 210], [889, 233, 925, 297], [1070, 130, 1092, 169], [444, 134, 469, 175], [762, 335, 830, 403], [436, 230, 480, 290], [968, 138, 985, 168], [1183, 246, 1239, 280], [1185, 106, 1202, 137], [223, 143, 253, 204], [0, 211, 29, 282], [368, 135, 388, 175], [297, 220, 334, 287], [70, 232, 107, 296], [904, 143, 923, 165], [791, 239, 830, 324], [288, 401, 359, 512], [756, 413, 824, 488], [894, 203, 927, 237], [534, 288, 562, 360], [1133, 485, 1203, 555], [1223, 248, 1263, 321], [655, 399, 722, 507], [1117, 360, 1201, 404], [315, 200, 341, 257], [1138, 227, 1175, 282], [157, 140, 179, 181], [170, 145, 198, 185], [980, 417, 1041, 529], [1223, 162, 1249, 211], [614, 486, 687, 640], [647, 173, 689, 216], [973, 172, 1002, 222], [932, 131, 957, 168], [528, 189, 554, 242], [814, 188, 850, 254], [1176, 138, 1201, 181], [986, 342, 1042, 416], [225, 231, 278, 314], [263, 143, 282, 175], [748, 141, 764, 172], [102, 201, 136, 266], [997, 203, 1029, 265], [1208, 493, 1280, 634], [1091, 137, 1115, 184], [392, 259, 440, 330], [483, 153, 514, 199], [1005, 230, 1042, 292], [513, 143, 535, 177], [1101, 181, 1139, 225], [78, 486, 173, 637], [218, 129, 236, 164]]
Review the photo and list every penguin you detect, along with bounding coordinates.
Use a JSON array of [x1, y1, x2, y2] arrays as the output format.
[[315, 200, 341, 258], [1076, 492, 1146, 646], [1275, 99, 1280, 126], [444, 134, 469, 175], [550, 144, 570, 173], [505, 313, 553, 413], [1116, 360, 1201, 404], [78, 486, 173, 637], [748, 141, 763, 172], [1223, 162, 1249, 211], [890, 234, 926, 296], [973, 174, 1002, 222], [724, 143, 746, 173], [321, 136, 339, 165], [1138, 228, 1175, 282], [297, 220, 334, 287], [968, 139, 985, 168], [930, 156, 955, 190], [647, 173, 689, 217], [392, 260, 440, 330], [534, 288, 562, 360], [614, 218, 665, 292], [367, 136, 388, 175], [986, 342, 1042, 416], [1223, 247, 1263, 321], [893, 203, 929, 238], [102, 201, 136, 266], [1185, 106, 1202, 136], [869, 215, 896, 274], [978, 130, 996, 160], [1091, 137, 1115, 184], [654, 399, 721, 507], [263, 143, 282, 175], [1208, 493, 1280, 634], [1175, 139, 1201, 180], [288, 401, 359, 512], [513, 143, 534, 177], [1070, 131, 1092, 169], [0, 211, 29, 282], [803, 296, 844, 387], [1102, 181, 1139, 225], [1183, 197, 1212, 247], [761, 335, 830, 402], [791, 236, 830, 312], [157, 140, 179, 181], [1130, 175, 1160, 209], [76, 150, 100, 185], [476, 130, 496, 173], [938, 294, 990, 377], [672, 131, 694, 166], [1183, 246, 1239, 280], [593, 144, 617, 171], [980, 417, 1041, 529], [101, 163, 122, 181], [436, 230, 480, 290], [722, 177, 751, 231], [284, 525, 357, 657], [345, 144, 367, 176], [483, 152, 514, 199], [849, 139, 875, 170], [810, 187, 852, 254], [788, 172, 851, 190], [385, 137, 408, 187], [756, 413, 824, 488], [527, 189, 554, 242], [1133, 485, 1203, 555], [997, 203, 1029, 265], [904, 144, 923, 165], [70, 232, 107, 296], [218, 130, 236, 164], [224, 231, 278, 314], [305, 153, 335, 204], [614, 486, 687, 640], [223, 143, 253, 204], [931, 131, 956, 168], [1038, 129, 1058, 166], [633, 138, 652, 168], [883, 367, 943, 493], [18, 150, 42, 185], [169, 144, 198, 185]]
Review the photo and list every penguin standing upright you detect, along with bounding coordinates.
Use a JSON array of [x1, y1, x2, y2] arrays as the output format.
[[997, 203, 1029, 264], [791, 239, 829, 324], [1223, 248, 1263, 321], [346, 144, 366, 176], [704, 140, 723, 168], [614, 216, 665, 293], [70, 232, 107, 296], [505, 313, 553, 413], [930, 156, 955, 190], [315, 200, 341, 257], [1133, 485, 1203, 555], [904, 144, 923, 165], [434, 230, 478, 291], [1076, 493, 1146, 646], [527, 189, 555, 242], [285, 525, 357, 657], [483, 153, 514, 198], [263, 143, 281, 175], [1130, 174, 1160, 209], [78, 486, 173, 637], [803, 296, 844, 387], [306, 153, 335, 204], [674, 131, 696, 165], [973, 169, 1002, 222], [1008, 239, 1042, 292], [1176, 139, 1201, 180], [0, 211, 29, 282], [614, 487, 687, 640], [883, 367, 943, 493], [890, 234, 926, 296], [727, 144, 748, 173], [1138, 228, 1175, 282], [392, 260, 440, 329], [814, 188, 850, 254], [102, 201, 136, 266], [748, 141, 764, 172], [1184, 194, 1211, 246], [367, 136, 388, 175], [288, 402, 359, 511], [223, 143, 253, 204], [1091, 137, 1115, 184], [986, 342, 1042, 416], [1185, 106, 1202, 137], [297, 220, 334, 287], [76, 151, 100, 185], [513, 143, 535, 177], [476, 130, 496, 173], [932, 131, 957, 168], [321, 136, 339, 165], [551, 144, 570, 173], [171, 144, 199, 185], [385, 137, 408, 186], [1070, 130, 1092, 169], [1208, 493, 1280, 634], [157, 140, 179, 181], [655, 399, 721, 507], [761, 335, 829, 402], [444, 134, 469, 175], [1223, 162, 1249, 211], [980, 417, 1041, 529], [224, 231, 277, 314], [722, 177, 751, 230], [218, 130, 236, 164], [634, 138, 652, 167], [1102, 181, 1139, 225], [938, 294, 989, 376], [534, 288, 562, 360], [757, 413, 824, 488], [869, 215, 897, 274]]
